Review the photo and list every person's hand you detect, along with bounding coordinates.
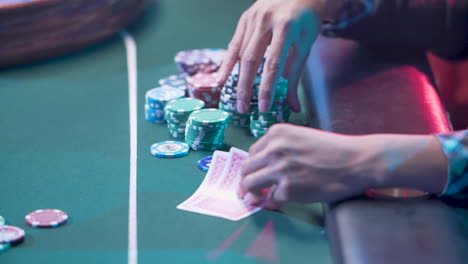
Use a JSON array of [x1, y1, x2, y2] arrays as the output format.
[[217, 0, 327, 114], [239, 124, 378, 208], [239, 124, 449, 209]]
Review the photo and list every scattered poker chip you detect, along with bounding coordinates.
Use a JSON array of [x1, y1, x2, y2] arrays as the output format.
[[150, 141, 190, 158], [0, 225, 25, 244], [0, 216, 5, 226], [197, 156, 212, 172], [25, 209, 68, 228]]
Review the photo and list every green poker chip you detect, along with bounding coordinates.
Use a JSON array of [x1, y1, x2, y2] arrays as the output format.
[[185, 109, 229, 151], [163, 98, 205, 141], [188, 109, 230, 126], [165, 98, 205, 114], [0, 216, 4, 226]]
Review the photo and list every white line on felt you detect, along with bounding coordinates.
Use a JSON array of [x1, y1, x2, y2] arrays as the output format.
[[120, 30, 138, 264]]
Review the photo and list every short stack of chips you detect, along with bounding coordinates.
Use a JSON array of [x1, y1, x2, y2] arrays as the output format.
[[164, 98, 205, 140], [174, 49, 225, 76], [145, 86, 185, 123], [187, 71, 222, 108], [158, 74, 189, 95], [185, 109, 230, 151]]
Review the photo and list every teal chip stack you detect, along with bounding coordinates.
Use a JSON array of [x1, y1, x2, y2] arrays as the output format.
[[145, 86, 185, 123], [219, 60, 291, 136], [219, 57, 290, 137], [164, 98, 205, 140], [249, 77, 291, 137], [185, 109, 230, 151], [250, 102, 291, 138]]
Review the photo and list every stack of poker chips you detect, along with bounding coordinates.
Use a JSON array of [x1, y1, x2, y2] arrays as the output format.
[[249, 78, 290, 137], [185, 109, 230, 151], [164, 98, 205, 140], [158, 74, 189, 95], [250, 102, 290, 138], [145, 86, 185, 123], [187, 71, 222, 108], [219, 62, 264, 127], [174, 49, 226, 76], [219, 62, 291, 135]]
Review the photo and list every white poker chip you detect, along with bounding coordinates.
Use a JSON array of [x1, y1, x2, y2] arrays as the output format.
[[150, 141, 190, 158]]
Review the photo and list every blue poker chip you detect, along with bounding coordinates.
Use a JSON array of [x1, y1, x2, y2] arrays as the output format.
[[197, 156, 212, 172], [145, 86, 185, 106], [158, 74, 188, 92], [150, 141, 190, 158]]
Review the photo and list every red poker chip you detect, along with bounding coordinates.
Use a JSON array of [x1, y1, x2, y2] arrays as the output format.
[[25, 209, 68, 228], [187, 72, 221, 89], [0, 225, 25, 244]]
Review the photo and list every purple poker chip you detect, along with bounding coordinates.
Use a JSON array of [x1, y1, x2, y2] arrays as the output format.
[[0, 225, 25, 244], [174, 50, 216, 75], [25, 209, 68, 228]]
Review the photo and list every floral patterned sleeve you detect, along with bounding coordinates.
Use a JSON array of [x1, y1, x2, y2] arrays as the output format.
[[436, 130, 468, 199]]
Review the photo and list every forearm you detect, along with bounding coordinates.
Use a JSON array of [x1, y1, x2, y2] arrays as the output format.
[[368, 134, 449, 194], [324, 0, 468, 60]]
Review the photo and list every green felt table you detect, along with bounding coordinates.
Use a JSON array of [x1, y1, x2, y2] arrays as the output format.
[[0, 1, 331, 263]]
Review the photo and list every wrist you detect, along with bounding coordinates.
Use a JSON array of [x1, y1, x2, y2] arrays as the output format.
[[370, 134, 449, 194]]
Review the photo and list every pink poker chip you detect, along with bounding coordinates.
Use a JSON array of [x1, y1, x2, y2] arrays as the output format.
[[25, 209, 68, 228], [0, 225, 25, 244]]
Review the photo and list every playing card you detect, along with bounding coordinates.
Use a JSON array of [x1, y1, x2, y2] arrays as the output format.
[[177, 147, 262, 221]]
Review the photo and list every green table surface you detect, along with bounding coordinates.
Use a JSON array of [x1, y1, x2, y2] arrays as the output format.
[[0, 1, 331, 263]]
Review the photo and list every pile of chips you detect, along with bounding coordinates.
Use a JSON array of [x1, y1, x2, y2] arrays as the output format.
[[185, 109, 230, 151], [145, 86, 185, 123], [158, 74, 189, 95], [187, 72, 222, 108], [219, 62, 291, 137], [174, 49, 226, 76], [164, 98, 205, 140], [0, 209, 68, 252], [250, 102, 290, 138]]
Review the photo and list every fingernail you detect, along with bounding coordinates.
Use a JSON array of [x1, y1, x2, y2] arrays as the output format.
[[244, 193, 259, 205], [237, 101, 248, 114], [259, 100, 269, 112], [236, 186, 246, 199]]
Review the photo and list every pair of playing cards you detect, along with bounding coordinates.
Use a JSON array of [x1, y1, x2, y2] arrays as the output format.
[[177, 148, 262, 221]]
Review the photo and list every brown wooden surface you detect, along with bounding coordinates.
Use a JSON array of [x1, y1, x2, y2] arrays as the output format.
[[0, 0, 147, 67]]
